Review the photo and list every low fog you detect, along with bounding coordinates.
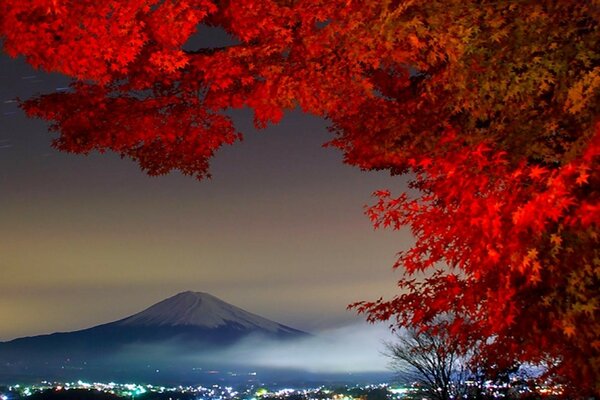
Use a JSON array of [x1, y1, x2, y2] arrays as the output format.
[[117, 322, 395, 374], [200, 322, 395, 373]]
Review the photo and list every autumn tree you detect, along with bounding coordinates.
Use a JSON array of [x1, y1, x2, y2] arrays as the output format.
[[1, 0, 598, 396]]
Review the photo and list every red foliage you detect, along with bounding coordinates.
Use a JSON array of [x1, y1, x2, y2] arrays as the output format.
[[356, 126, 599, 393]]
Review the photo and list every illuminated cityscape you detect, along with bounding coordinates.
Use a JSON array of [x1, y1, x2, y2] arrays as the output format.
[[0, 381, 401, 400], [0, 378, 564, 400]]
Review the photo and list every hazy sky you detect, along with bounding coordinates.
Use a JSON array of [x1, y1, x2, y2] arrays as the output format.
[[0, 36, 412, 341]]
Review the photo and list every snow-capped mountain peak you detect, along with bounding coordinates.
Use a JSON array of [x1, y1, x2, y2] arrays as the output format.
[[116, 291, 298, 334]]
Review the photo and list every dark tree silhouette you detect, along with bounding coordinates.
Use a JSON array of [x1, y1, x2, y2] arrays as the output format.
[[386, 326, 470, 400]]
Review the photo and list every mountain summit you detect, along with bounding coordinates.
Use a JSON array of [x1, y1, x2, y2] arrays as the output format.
[[115, 291, 298, 334]]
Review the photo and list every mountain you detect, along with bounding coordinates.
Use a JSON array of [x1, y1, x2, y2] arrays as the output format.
[[0, 291, 306, 378], [115, 291, 301, 334]]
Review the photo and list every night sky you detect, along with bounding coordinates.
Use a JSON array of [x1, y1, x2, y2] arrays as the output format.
[[0, 40, 411, 342]]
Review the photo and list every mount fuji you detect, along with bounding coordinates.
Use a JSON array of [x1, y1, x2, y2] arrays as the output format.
[[111, 291, 304, 336], [0, 291, 307, 377]]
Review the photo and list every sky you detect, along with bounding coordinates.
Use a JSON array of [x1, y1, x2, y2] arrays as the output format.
[[0, 28, 413, 344]]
